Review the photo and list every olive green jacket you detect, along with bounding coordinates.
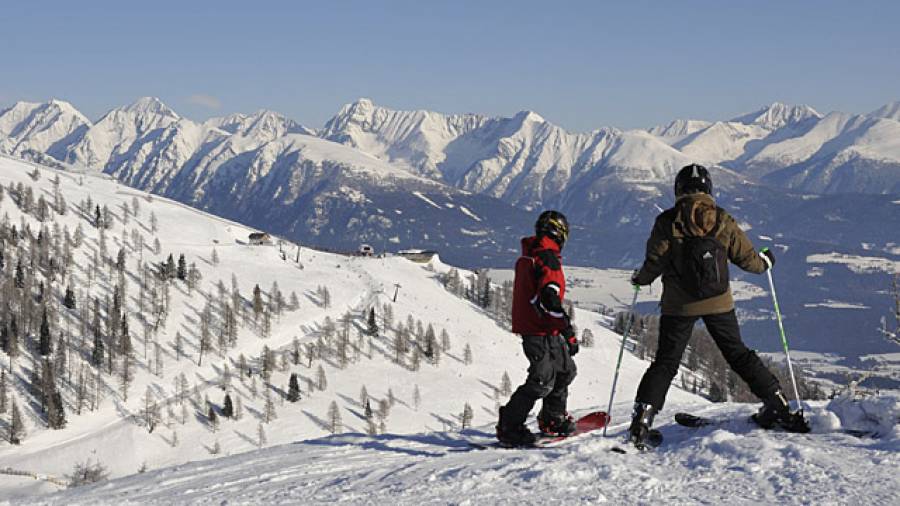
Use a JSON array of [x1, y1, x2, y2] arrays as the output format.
[[633, 193, 767, 316]]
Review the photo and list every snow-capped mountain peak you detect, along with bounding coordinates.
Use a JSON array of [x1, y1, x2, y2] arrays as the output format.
[[731, 101, 822, 129], [514, 110, 546, 124], [870, 100, 900, 121], [206, 109, 314, 139], [647, 118, 712, 139], [118, 96, 181, 120], [0, 99, 92, 158]]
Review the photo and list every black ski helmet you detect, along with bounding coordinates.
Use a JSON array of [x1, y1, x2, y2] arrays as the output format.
[[674, 164, 713, 196], [535, 210, 569, 248]]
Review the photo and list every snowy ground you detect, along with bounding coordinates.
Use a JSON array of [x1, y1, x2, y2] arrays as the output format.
[[0, 156, 698, 499], [21, 394, 900, 505]]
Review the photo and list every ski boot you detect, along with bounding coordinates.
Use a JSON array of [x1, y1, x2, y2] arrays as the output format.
[[537, 410, 576, 437], [752, 390, 811, 433], [628, 402, 658, 448], [496, 407, 537, 447]]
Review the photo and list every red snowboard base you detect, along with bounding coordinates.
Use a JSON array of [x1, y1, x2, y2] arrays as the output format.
[[535, 410, 611, 446]]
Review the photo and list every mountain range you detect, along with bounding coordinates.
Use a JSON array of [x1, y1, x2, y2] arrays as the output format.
[[1, 96, 899, 357], [2, 96, 898, 265]]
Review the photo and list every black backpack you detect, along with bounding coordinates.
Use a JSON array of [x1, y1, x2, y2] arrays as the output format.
[[678, 211, 729, 299]]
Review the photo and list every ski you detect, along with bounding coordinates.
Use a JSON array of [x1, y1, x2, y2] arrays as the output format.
[[674, 412, 879, 438]]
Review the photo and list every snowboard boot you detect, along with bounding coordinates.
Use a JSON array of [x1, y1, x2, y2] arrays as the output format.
[[496, 407, 537, 446], [752, 390, 811, 433], [537, 410, 576, 437], [628, 402, 657, 447]]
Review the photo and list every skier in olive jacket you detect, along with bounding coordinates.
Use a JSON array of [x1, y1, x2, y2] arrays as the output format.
[[628, 164, 808, 447], [497, 210, 579, 446]]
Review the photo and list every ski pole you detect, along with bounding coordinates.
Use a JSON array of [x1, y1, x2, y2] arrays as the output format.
[[603, 284, 641, 437], [760, 248, 803, 412]]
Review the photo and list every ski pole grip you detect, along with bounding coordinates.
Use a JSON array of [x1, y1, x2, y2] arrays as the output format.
[[759, 247, 773, 269]]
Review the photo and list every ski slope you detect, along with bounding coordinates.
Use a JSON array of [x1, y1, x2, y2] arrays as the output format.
[[0, 156, 698, 500], [23, 394, 900, 505]]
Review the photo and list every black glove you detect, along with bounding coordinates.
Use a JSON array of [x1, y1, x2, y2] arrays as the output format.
[[562, 326, 579, 356], [760, 248, 776, 270], [630, 269, 641, 286]]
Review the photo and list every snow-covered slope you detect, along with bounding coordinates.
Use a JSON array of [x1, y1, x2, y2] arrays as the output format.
[[0, 100, 90, 159], [667, 103, 822, 168], [27, 394, 900, 505], [0, 156, 697, 499], [752, 112, 900, 193]]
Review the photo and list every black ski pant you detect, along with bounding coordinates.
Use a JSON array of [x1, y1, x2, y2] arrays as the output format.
[[635, 310, 780, 411], [502, 334, 577, 426]]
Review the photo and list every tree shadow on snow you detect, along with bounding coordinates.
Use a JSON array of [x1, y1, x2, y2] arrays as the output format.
[[302, 431, 474, 458], [302, 409, 331, 432], [234, 429, 259, 447]]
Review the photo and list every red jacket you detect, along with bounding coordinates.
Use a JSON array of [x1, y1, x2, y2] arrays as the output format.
[[511, 235, 568, 336]]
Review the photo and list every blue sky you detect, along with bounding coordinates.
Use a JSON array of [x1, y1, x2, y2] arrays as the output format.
[[1, 1, 897, 131]]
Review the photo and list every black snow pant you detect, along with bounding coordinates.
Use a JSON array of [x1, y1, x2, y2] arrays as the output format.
[[502, 334, 577, 426], [635, 310, 780, 411]]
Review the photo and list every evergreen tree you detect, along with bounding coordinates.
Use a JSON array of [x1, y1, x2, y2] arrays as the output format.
[[0, 323, 8, 355], [39, 309, 52, 356], [165, 254, 176, 280], [234, 394, 243, 421], [92, 325, 104, 367], [63, 286, 77, 309], [116, 248, 126, 272], [142, 387, 160, 433], [264, 387, 277, 423], [252, 285, 264, 321], [47, 389, 66, 429], [9, 400, 25, 444], [500, 371, 512, 397], [463, 343, 473, 365], [292, 337, 301, 365], [223, 393, 234, 418], [176, 254, 187, 280], [287, 373, 301, 402], [359, 385, 369, 407], [14, 259, 24, 288], [316, 365, 327, 391], [0, 371, 7, 414], [257, 422, 266, 447], [208, 404, 219, 432], [327, 401, 342, 434], [440, 329, 451, 352], [367, 308, 378, 337], [364, 399, 373, 419], [461, 403, 474, 429]]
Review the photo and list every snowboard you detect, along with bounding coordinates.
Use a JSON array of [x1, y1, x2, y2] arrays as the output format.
[[674, 412, 877, 438], [469, 411, 611, 450]]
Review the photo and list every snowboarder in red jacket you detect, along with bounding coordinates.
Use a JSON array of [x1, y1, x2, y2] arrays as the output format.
[[497, 210, 579, 446]]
